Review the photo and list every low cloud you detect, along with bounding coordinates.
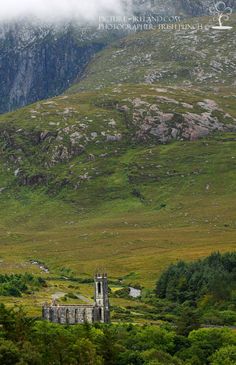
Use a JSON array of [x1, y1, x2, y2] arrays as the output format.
[[0, 0, 124, 22]]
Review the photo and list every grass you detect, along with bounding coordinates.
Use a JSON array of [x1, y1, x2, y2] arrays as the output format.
[[0, 133, 236, 290], [68, 14, 236, 93], [0, 275, 159, 324]]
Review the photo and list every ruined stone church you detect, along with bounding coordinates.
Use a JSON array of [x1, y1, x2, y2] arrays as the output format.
[[42, 273, 110, 324]]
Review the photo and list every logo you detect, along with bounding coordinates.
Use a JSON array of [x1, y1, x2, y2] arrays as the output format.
[[210, 1, 233, 30]]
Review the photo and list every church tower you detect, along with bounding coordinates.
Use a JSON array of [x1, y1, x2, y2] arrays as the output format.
[[94, 273, 110, 323]]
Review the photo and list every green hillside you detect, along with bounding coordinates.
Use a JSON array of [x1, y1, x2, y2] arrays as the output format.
[[0, 84, 236, 287]]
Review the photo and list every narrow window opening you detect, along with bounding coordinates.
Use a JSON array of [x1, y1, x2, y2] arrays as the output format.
[[49, 308, 54, 321], [98, 307, 102, 320], [75, 309, 78, 323], [66, 309, 70, 324], [57, 309, 61, 323]]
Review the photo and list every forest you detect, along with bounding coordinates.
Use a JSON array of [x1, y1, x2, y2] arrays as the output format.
[[0, 252, 236, 364], [0, 303, 236, 365], [154, 252, 236, 326], [156, 252, 236, 303], [0, 274, 46, 297]]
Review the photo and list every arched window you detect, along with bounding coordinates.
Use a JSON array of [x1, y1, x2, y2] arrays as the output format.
[[83, 309, 86, 322], [57, 309, 61, 323], [66, 309, 70, 324], [75, 309, 78, 323], [49, 308, 54, 322], [97, 282, 102, 294]]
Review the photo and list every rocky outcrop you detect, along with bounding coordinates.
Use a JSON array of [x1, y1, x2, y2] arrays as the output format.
[[0, 85, 235, 189], [129, 96, 236, 143]]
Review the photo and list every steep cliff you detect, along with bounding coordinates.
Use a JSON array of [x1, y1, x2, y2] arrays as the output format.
[[0, 21, 110, 114]]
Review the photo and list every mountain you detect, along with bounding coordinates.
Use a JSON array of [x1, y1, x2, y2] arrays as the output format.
[[0, 0, 235, 289], [0, 0, 234, 114], [0, 86, 235, 285], [127, 0, 234, 17], [129, 0, 212, 16], [69, 14, 236, 93], [0, 12, 235, 285], [0, 20, 122, 114]]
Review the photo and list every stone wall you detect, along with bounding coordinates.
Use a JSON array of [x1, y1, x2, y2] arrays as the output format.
[[43, 273, 110, 324], [43, 305, 95, 324]]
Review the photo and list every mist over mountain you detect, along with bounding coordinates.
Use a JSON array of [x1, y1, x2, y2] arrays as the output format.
[[1, 0, 231, 22], [0, 0, 234, 114], [0, 0, 123, 22], [0, 22, 107, 114]]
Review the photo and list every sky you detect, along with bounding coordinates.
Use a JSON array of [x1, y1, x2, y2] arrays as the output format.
[[0, 0, 124, 22]]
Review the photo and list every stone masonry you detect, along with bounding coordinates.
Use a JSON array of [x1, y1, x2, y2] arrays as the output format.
[[42, 273, 110, 324]]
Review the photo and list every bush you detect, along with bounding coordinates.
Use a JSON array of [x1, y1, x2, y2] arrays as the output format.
[[0, 274, 46, 297], [211, 345, 236, 365], [113, 287, 130, 298], [0, 339, 21, 365]]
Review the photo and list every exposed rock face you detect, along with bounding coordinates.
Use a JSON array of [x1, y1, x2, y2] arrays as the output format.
[[0, 21, 105, 114], [129, 96, 236, 143]]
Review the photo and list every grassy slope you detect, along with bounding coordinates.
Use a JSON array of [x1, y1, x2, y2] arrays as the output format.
[[0, 85, 235, 288], [68, 14, 236, 93]]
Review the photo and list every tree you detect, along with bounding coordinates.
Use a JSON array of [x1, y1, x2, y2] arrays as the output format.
[[0, 339, 21, 365], [142, 348, 183, 364], [187, 328, 236, 364], [96, 327, 119, 365], [211, 345, 236, 365], [0, 304, 33, 344], [176, 308, 200, 336], [32, 321, 76, 365], [156, 252, 236, 309], [19, 341, 42, 365], [72, 338, 103, 365]]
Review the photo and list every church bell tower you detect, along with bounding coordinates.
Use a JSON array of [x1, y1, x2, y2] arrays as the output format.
[[94, 273, 110, 323]]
